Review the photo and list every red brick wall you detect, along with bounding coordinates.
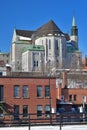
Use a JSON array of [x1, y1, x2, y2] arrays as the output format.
[[0, 77, 56, 114], [62, 88, 87, 104]]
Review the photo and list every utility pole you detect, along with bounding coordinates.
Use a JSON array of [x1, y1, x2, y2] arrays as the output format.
[[49, 75, 52, 125]]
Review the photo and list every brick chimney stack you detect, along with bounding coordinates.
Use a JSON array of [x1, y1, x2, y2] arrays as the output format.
[[56, 83, 62, 100], [62, 71, 67, 88]]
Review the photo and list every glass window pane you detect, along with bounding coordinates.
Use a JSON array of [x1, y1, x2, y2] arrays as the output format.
[[49, 39, 51, 49], [37, 105, 42, 117], [37, 86, 42, 97], [69, 95, 72, 101], [23, 105, 28, 117], [45, 86, 50, 97], [14, 105, 19, 120], [14, 85, 19, 98], [45, 105, 50, 117], [74, 95, 76, 101], [0, 85, 4, 101], [23, 85, 28, 98]]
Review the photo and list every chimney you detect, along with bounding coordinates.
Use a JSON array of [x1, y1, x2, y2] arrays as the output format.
[[62, 71, 67, 88], [56, 83, 62, 100]]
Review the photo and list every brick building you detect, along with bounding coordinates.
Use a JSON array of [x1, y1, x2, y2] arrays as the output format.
[[0, 75, 56, 120], [56, 71, 87, 113], [0, 70, 87, 122]]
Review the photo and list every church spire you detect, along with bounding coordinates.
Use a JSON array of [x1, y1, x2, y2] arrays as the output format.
[[71, 16, 78, 36], [72, 16, 76, 26]]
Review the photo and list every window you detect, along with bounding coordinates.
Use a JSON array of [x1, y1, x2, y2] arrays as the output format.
[[33, 61, 38, 67], [7, 60, 8, 63], [37, 86, 42, 97], [14, 105, 19, 120], [69, 95, 72, 101], [23, 85, 28, 98], [23, 105, 28, 117], [49, 39, 51, 49], [45, 105, 50, 117], [0, 85, 3, 101], [45, 86, 50, 97], [46, 42, 48, 58], [55, 39, 58, 50], [34, 61, 36, 67], [14, 85, 19, 98], [82, 95, 86, 102], [37, 61, 38, 67], [42, 40, 43, 45], [74, 95, 77, 101], [37, 105, 42, 117]]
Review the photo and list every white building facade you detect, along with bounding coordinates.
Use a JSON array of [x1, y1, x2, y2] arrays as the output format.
[[22, 45, 44, 72], [9, 17, 82, 72]]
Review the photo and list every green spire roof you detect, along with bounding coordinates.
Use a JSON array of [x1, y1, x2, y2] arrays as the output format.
[[72, 16, 76, 26], [71, 16, 78, 36]]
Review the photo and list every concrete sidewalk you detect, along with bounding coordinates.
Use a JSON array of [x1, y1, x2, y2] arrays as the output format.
[[1, 125, 87, 130]]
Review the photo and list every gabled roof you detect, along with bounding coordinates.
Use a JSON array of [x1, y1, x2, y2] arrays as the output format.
[[16, 29, 34, 38], [15, 20, 70, 40], [36, 20, 63, 34], [32, 20, 70, 40]]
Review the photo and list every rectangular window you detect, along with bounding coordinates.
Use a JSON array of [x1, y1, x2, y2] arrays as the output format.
[[69, 95, 72, 101], [33, 61, 38, 67], [37, 86, 42, 97], [34, 61, 36, 67], [49, 39, 51, 49], [45, 105, 50, 117], [37, 105, 42, 117], [37, 61, 38, 67], [0, 85, 4, 101], [82, 95, 86, 102], [45, 85, 50, 97], [23, 85, 28, 98], [14, 85, 19, 98], [74, 95, 77, 101], [23, 105, 28, 117], [55, 39, 58, 50], [46, 41, 48, 58], [14, 105, 19, 120]]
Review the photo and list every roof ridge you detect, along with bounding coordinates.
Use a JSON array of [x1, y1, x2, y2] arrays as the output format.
[[36, 19, 62, 32]]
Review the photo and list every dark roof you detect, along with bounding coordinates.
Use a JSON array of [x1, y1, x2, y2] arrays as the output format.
[[32, 20, 70, 40], [36, 20, 63, 34], [16, 29, 35, 38], [16, 20, 70, 40]]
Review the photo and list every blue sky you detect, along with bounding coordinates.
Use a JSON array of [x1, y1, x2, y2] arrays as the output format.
[[0, 0, 87, 57]]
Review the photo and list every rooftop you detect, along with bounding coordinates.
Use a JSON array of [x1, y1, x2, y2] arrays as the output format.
[[22, 44, 45, 53]]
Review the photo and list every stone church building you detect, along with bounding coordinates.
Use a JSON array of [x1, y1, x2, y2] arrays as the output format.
[[9, 16, 82, 72]]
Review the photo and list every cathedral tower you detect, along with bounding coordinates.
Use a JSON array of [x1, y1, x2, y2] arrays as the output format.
[[71, 16, 78, 49]]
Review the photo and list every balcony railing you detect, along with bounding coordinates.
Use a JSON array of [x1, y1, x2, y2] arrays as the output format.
[[0, 112, 87, 127]]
